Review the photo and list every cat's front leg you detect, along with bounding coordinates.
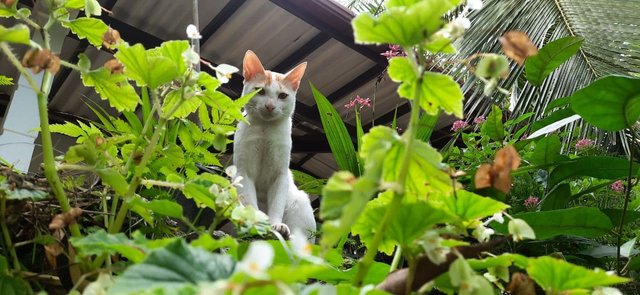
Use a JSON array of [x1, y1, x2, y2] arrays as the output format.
[[267, 172, 289, 237], [237, 173, 258, 208]]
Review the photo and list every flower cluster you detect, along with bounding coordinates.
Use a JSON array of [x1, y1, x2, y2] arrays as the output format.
[[420, 231, 450, 265], [523, 196, 539, 209], [344, 95, 372, 110], [451, 120, 468, 132], [380, 44, 405, 59], [575, 138, 594, 150], [473, 116, 486, 125], [611, 180, 625, 193]]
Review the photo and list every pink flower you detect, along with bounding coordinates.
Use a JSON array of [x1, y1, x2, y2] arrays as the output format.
[[380, 44, 405, 60], [473, 116, 486, 124], [451, 120, 468, 132], [575, 139, 594, 150], [611, 180, 625, 193], [345, 95, 372, 110], [521, 133, 529, 140], [523, 196, 539, 209]]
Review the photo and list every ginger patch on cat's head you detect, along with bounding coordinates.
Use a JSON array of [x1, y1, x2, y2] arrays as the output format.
[[242, 50, 307, 92]]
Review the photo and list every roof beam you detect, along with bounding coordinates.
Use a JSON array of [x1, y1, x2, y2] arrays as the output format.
[[272, 32, 331, 73], [200, 0, 246, 45], [268, 0, 388, 66], [327, 64, 385, 103]]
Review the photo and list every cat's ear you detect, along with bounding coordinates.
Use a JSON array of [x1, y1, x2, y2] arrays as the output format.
[[284, 62, 307, 91], [243, 50, 266, 81]]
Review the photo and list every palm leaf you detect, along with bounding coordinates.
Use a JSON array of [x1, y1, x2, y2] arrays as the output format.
[[0, 75, 13, 85]]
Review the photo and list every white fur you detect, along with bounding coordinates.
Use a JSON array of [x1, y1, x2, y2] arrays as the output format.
[[233, 51, 316, 241]]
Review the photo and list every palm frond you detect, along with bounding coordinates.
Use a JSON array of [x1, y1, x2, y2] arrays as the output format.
[[343, 0, 385, 15], [433, 0, 640, 151], [0, 75, 13, 86]]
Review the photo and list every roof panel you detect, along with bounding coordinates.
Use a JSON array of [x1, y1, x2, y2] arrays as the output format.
[[200, 0, 320, 70]]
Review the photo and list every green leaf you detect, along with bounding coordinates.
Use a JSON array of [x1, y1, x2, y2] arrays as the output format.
[[64, 0, 85, 9], [81, 68, 141, 112], [149, 40, 190, 76], [0, 24, 30, 45], [527, 256, 630, 292], [492, 207, 614, 239], [162, 89, 201, 119], [529, 135, 561, 165], [320, 171, 356, 220], [96, 168, 128, 195], [1, 181, 47, 200], [0, 274, 32, 295], [353, 191, 455, 253], [310, 83, 359, 175], [570, 75, 640, 131], [109, 239, 235, 295], [388, 58, 463, 117], [525, 37, 584, 86], [541, 183, 571, 210], [61, 17, 108, 47], [436, 190, 509, 222], [84, 0, 102, 16], [135, 199, 183, 219], [548, 156, 639, 188], [0, 75, 13, 86], [480, 105, 504, 141], [415, 111, 440, 142], [352, 0, 456, 46], [70, 230, 147, 263], [115, 44, 179, 89]]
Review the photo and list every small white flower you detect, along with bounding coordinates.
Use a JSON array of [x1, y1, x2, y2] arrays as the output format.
[[485, 212, 505, 225], [472, 225, 494, 243], [236, 241, 274, 278], [421, 231, 450, 265], [198, 280, 231, 295], [467, 0, 483, 10], [213, 64, 239, 84], [453, 17, 471, 30], [291, 229, 323, 264], [592, 287, 623, 295], [508, 218, 536, 242], [183, 47, 200, 67], [186, 24, 202, 39], [225, 165, 237, 178]]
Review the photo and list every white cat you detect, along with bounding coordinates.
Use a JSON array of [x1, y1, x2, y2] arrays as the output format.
[[233, 50, 316, 241]]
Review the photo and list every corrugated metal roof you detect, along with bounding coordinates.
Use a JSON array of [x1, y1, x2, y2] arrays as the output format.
[[3, 0, 423, 179]]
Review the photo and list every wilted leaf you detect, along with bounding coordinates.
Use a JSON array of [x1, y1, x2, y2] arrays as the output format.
[[474, 145, 521, 193], [500, 31, 538, 65]]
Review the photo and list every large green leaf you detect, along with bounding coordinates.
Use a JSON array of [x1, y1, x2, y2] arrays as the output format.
[[148, 40, 190, 76], [480, 104, 504, 141], [548, 156, 638, 188], [109, 239, 235, 295], [0, 274, 31, 295], [134, 199, 184, 219], [96, 168, 128, 195], [115, 44, 180, 89], [570, 75, 640, 131], [436, 190, 509, 222], [527, 256, 630, 293], [310, 83, 359, 175], [541, 183, 571, 210], [388, 57, 464, 117], [0, 24, 30, 45], [162, 89, 202, 119], [492, 207, 614, 239], [70, 230, 147, 263], [525, 37, 584, 86], [528, 135, 561, 165], [352, 0, 456, 46], [320, 171, 356, 220], [81, 68, 141, 112], [62, 17, 108, 47]]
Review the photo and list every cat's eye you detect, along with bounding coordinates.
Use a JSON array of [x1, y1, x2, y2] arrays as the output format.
[[278, 93, 288, 99], [255, 87, 266, 95]]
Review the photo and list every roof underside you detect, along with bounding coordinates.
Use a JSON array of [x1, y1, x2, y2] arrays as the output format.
[[2, 0, 459, 178]]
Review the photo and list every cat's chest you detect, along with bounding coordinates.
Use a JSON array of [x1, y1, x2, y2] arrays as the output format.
[[234, 122, 292, 176]]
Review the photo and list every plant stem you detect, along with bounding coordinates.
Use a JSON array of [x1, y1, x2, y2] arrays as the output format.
[[389, 246, 403, 272], [1, 35, 81, 238], [616, 130, 636, 274], [140, 179, 184, 190], [405, 257, 417, 295], [353, 49, 424, 286], [1, 197, 21, 271]]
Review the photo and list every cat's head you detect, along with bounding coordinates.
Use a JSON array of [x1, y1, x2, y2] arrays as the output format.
[[241, 50, 307, 122]]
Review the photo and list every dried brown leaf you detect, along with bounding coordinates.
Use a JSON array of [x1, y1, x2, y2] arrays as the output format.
[[102, 27, 121, 49], [104, 59, 123, 74], [22, 49, 61, 74], [474, 145, 521, 194], [506, 272, 536, 295], [49, 207, 83, 230], [500, 31, 538, 65]]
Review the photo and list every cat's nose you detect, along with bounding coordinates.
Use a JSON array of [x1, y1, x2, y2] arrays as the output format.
[[265, 103, 275, 112]]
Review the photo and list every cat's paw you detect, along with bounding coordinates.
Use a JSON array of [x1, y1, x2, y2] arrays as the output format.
[[272, 223, 290, 239]]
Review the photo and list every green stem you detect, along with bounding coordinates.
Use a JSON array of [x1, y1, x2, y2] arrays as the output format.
[[140, 179, 184, 190], [616, 130, 636, 274], [1, 197, 21, 271], [353, 48, 424, 286], [109, 75, 191, 234], [389, 246, 403, 272], [405, 257, 417, 295], [1, 37, 81, 238]]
